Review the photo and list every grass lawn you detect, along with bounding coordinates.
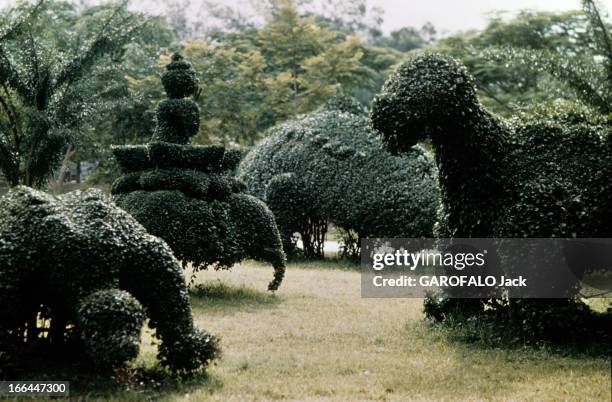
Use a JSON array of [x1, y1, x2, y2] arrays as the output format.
[[41, 260, 612, 401]]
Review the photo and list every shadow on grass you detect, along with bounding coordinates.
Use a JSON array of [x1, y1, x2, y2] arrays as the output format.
[[189, 281, 282, 313], [400, 321, 611, 400], [3, 357, 223, 401], [411, 312, 612, 359], [288, 256, 360, 271]]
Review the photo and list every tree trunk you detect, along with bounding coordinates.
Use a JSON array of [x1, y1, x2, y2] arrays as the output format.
[[48, 146, 75, 195], [75, 159, 81, 184]]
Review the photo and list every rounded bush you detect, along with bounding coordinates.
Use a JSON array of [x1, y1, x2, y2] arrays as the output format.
[[321, 92, 367, 115], [162, 53, 199, 99], [77, 289, 145, 368], [111, 53, 286, 290], [152, 99, 200, 144], [0, 186, 219, 373], [238, 96, 440, 258]]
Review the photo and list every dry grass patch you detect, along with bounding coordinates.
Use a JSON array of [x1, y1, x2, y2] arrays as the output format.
[[64, 261, 611, 401]]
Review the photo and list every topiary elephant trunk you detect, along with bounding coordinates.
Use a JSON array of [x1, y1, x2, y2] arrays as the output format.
[[0, 186, 219, 373], [111, 53, 286, 290]]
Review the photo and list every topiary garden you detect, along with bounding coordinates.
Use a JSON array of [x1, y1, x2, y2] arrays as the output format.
[[0, 186, 219, 376], [239, 94, 440, 259], [111, 54, 286, 290], [372, 53, 612, 345]]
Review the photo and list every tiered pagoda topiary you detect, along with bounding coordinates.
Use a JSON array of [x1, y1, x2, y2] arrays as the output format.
[[111, 54, 285, 291]]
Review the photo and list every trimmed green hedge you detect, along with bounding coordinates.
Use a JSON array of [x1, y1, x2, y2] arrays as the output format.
[[162, 53, 199, 99], [77, 289, 145, 368], [111, 168, 246, 201], [372, 53, 612, 344], [112, 142, 243, 173], [239, 96, 440, 258], [114, 190, 285, 289], [111, 53, 286, 290], [0, 186, 219, 374], [152, 99, 201, 144]]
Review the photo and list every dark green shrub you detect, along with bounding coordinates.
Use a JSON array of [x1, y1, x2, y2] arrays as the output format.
[[239, 96, 440, 259], [112, 145, 150, 173], [77, 290, 145, 368], [0, 186, 219, 375], [151, 54, 201, 144], [111, 142, 243, 174], [161, 53, 199, 99], [111, 53, 286, 290], [321, 92, 367, 115], [373, 53, 612, 344], [148, 142, 242, 172], [152, 99, 201, 144]]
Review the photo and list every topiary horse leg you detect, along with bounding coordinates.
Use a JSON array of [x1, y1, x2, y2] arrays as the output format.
[[228, 194, 287, 291], [76, 289, 145, 369]]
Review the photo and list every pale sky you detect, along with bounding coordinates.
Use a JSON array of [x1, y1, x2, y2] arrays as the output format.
[[378, 0, 612, 35], [1, 0, 611, 35]]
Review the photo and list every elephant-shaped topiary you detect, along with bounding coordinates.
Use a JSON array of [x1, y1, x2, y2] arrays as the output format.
[[111, 54, 285, 291], [238, 95, 440, 259], [371, 53, 612, 343], [0, 186, 219, 375]]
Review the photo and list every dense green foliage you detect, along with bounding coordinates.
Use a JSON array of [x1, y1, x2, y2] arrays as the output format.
[[112, 53, 286, 290], [486, 0, 612, 115], [76, 289, 145, 368], [122, 0, 409, 147], [433, 0, 611, 116], [150, 54, 201, 144], [239, 95, 439, 258], [372, 53, 612, 343], [0, 0, 148, 188], [0, 186, 219, 375], [112, 142, 242, 173]]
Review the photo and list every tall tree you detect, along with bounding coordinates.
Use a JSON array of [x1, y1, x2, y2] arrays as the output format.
[[258, 0, 371, 117], [485, 0, 611, 115], [184, 41, 271, 145], [436, 1, 611, 115], [0, 0, 145, 188]]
